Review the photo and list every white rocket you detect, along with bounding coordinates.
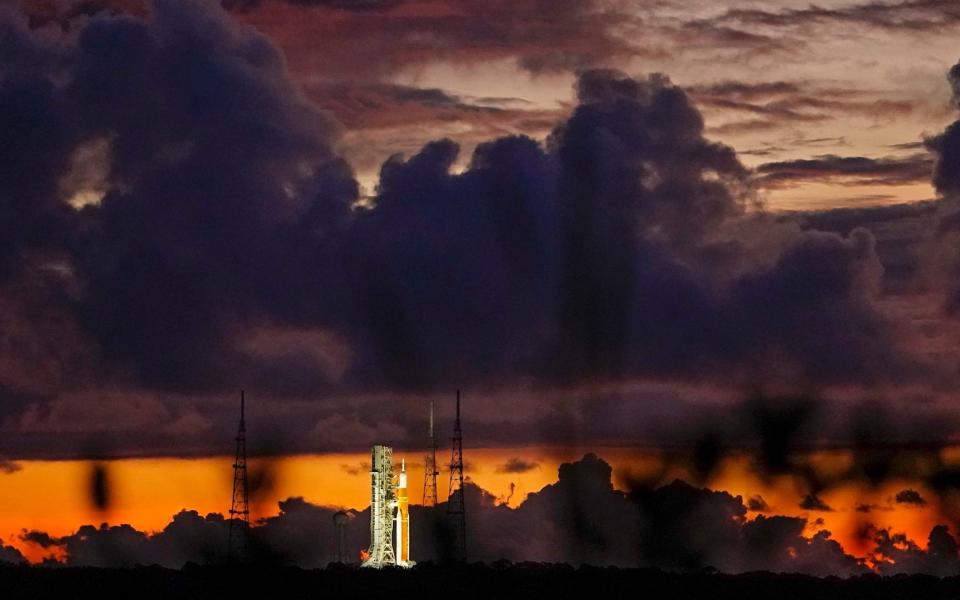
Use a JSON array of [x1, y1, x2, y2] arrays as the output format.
[[395, 458, 410, 565]]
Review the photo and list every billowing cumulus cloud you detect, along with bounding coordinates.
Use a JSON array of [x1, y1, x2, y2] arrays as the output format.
[[923, 59, 960, 315], [20, 1, 956, 204], [0, 542, 25, 564], [0, 0, 948, 462], [67, 1, 357, 393], [0, 0, 357, 396], [871, 524, 960, 576], [929, 60, 960, 199], [319, 67, 914, 392], [21, 454, 877, 574]]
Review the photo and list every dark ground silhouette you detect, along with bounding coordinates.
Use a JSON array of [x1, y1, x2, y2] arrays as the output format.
[[4, 562, 960, 600]]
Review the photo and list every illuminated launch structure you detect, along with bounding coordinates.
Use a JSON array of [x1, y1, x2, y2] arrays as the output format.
[[423, 400, 439, 506], [363, 445, 396, 568], [447, 390, 466, 562], [227, 391, 249, 563], [362, 445, 412, 568]]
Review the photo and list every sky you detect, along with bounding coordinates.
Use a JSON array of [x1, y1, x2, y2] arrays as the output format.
[[5, 0, 960, 573]]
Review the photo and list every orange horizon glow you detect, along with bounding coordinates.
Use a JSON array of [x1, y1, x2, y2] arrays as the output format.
[[0, 447, 951, 565]]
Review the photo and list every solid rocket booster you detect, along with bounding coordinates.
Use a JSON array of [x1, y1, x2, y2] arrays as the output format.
[[396, 458, 410, 564]]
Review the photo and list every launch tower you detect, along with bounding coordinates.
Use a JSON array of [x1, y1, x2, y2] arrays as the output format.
[[363, 445, 398, 568], [363, 445, 396, 567], [362, 445, 413, 568]]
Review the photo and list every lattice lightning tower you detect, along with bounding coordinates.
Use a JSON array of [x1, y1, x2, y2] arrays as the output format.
[[447, 390, 466, 562], [227, 391, 249, 563], [423, 400, 439, 506]]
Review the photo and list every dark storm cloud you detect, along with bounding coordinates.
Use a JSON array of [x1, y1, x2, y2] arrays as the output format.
[[0, 0, 358, 396], [495, 458, 539, 474], [924, 59, 960, 311], [66, 0, 358, 392], [757, 154, 934, 188], [787, 200, 935, 294], [335, 135, 556, 390], [928, 60, 960, 198], [0, 15, 80, 280], [895, 489, 927, 506], [0, 1, 936, 457], [335, 68, 912, 389]]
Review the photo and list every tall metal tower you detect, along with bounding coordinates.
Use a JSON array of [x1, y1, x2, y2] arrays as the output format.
[[422, 400, 439, 506], [227, 391, 249, 563], [362, 445, 397, 568], [447, 390, 466, 562]]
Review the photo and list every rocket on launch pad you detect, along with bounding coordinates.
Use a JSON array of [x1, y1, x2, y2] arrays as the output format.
[[361, 445, 412, 568], [396, 459, 410, 565]]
